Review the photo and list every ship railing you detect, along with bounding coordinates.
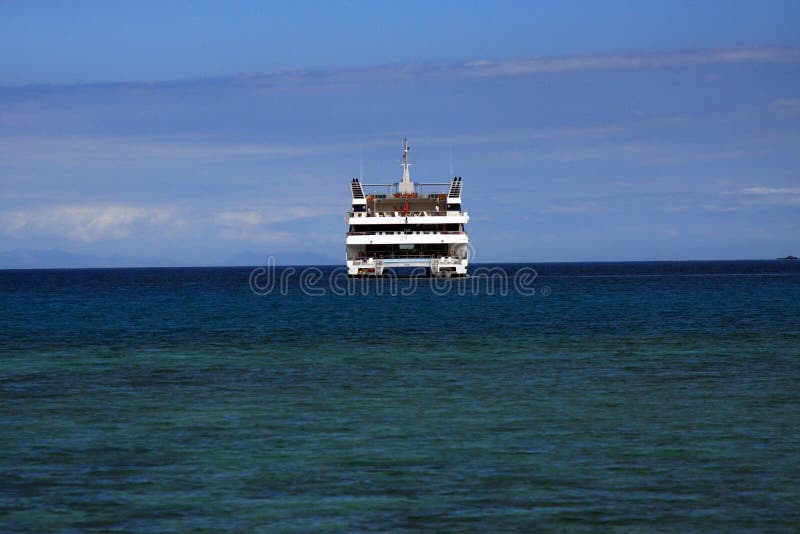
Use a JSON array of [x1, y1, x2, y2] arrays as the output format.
[[348, 210, 468, 218], [347, 230, 466, 236]]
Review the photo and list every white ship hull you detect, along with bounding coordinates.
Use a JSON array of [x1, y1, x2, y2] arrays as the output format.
[[346, 256, 468, 277]]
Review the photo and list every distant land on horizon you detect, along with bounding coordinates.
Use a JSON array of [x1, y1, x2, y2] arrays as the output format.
[[0, 248, 341, 269]]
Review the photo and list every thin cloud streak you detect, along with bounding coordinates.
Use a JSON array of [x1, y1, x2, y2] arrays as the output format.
[[773, 98, 800, 108], [2, 47, 797, 93], [460, 47, 800, 77], [742, 187, 800, 195], [0, 126, 632, 165]]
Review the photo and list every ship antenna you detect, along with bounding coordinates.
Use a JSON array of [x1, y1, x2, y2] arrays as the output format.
[[359, 147, 364, 181], [398, 137, 414, 194], [402, 138, 411, 183]]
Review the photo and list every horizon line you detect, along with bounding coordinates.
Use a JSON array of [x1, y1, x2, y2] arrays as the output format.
[[1, 257, 797, 271]]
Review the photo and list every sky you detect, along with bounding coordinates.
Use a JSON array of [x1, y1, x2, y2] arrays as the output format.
[[1, 0, 799, 266]]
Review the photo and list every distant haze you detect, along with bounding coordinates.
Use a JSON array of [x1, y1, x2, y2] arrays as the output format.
[[1, 1, 799, 267]]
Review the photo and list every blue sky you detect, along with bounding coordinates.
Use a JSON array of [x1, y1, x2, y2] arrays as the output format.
[[1, 1, 799, 266]]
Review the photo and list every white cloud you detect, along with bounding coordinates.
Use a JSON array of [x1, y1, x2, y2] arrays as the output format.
[[216, 210, 264, 227], [1, 203, 338, 245], [742, 187, 800, 195], [216, 227, 292, 242], [216, 207, 319, 226], [2, 205, 174, 241], [214, 207, 322, 242], [734, 186, 800, 207]]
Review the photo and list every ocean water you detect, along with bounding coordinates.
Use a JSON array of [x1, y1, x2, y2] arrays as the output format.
[[1, 261, 799, 531]]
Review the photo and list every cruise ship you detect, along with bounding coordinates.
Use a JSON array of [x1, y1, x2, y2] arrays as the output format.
[[346, 139, 469, 277]]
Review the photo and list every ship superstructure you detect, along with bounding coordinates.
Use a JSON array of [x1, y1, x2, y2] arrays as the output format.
[[346, 139, 469, 276]]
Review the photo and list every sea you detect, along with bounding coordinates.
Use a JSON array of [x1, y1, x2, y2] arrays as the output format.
[[1, 260, 798, 531]]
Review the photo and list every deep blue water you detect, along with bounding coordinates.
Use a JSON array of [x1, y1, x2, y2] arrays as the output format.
[[1, 261, 799, 531]]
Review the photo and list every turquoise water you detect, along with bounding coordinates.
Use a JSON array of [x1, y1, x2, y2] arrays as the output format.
[[1, 261, 799, 531]]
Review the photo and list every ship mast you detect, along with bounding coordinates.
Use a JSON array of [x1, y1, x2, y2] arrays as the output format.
[[398, 137, 415, 194]]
